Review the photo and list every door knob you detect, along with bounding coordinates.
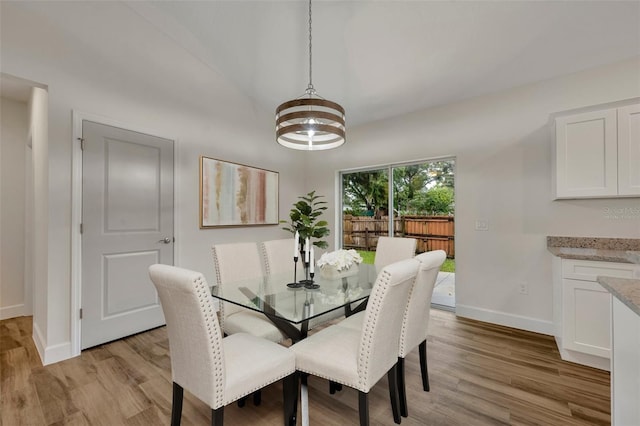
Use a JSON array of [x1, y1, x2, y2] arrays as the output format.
[[159, 237, 173, 244]]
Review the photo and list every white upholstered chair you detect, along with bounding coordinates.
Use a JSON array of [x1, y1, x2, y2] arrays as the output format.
[[337, 250, 447, 420], [212, 242, 287, 343], [374, 236, 417, 273], [260, 238, 304, 276], [396, 250, 446, 417], [290, 258, 420, 426], [148, 264, 297, 426]]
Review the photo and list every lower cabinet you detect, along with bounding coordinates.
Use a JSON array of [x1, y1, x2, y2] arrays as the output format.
[[562, 277, 611, 358], [555, 259, 638, 370], [611, 297, 640, 426]]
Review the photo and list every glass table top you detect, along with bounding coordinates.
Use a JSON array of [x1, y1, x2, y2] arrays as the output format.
[[211, 263, 377, 325]]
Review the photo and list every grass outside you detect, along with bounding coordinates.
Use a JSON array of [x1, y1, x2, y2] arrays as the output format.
[[356, 250, 455, 273]]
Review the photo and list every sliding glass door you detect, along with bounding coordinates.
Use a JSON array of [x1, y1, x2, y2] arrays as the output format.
[[340, 158, 456, 307]]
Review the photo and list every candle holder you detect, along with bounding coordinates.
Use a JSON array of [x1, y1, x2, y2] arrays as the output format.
[[299, 259, 314, 285], [286, 256, 303, 288], [305, 270, 319, 289]]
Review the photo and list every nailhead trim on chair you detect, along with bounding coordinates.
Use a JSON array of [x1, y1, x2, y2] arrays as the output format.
[[194, 273, 226, 409], [211, 246, 228, 333], [398, 277, 418, 355], [357, 269, 391, 391], [260, 243, 273, 276]]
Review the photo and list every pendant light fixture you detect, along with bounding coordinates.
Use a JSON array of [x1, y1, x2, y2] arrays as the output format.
[[276, 0, 346, 150]]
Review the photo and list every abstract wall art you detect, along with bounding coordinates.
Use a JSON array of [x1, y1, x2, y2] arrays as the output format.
[[199, 156, 279, 228]]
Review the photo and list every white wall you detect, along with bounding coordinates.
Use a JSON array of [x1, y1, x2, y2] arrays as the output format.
[[0, 97, 28, 319], [1, 2, 306, 364], [29, 87, 49, 359], [307, 57, 640, 334]]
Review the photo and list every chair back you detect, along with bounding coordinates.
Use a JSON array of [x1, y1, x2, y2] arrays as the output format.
[[358, 257, 420, 389], [260, 238, 303, 275], [399, 250, 447, 357], [212, 242, 264, 321], [374, 237, 417, 274], [148, 264, 224, 409]]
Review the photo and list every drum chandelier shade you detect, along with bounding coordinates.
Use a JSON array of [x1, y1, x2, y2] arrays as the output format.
[[276, 0, 346, 150]]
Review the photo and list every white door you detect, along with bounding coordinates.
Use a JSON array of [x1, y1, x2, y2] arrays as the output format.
[[81, 120, 174, 349]]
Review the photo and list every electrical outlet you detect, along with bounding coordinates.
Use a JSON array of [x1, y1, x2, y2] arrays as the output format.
[[518, 281, 529, 295], [475, 219, 489, 231]]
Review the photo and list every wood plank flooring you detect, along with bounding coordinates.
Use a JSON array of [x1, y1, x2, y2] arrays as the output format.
[[1, 310, 610, 425]]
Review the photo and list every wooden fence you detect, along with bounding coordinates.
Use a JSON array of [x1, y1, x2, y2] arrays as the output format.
[[342, 215, 455, 258]]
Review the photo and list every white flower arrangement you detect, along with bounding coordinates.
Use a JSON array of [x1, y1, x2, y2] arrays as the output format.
[[317, 249, 363, 272]]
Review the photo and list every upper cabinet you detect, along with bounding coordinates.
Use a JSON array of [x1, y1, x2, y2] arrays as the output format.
[[554, 101, 640, 199], [617, 104, 640, 196]]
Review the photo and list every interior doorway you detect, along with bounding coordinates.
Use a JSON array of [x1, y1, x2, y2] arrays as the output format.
[[340, 158, 456, 310], [79, 120, 174, 349]]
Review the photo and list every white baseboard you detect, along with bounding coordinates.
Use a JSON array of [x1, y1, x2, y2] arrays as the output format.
[[43, 341, 73, 365], [32, 322, 46, 364], [0, 303, 25, 320], [455, 304, 554, 336], [32, 321, 74, 365]]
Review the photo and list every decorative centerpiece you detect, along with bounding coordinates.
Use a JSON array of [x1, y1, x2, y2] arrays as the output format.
[[317, 249, 363, 280], [281, 191, 330, 288]]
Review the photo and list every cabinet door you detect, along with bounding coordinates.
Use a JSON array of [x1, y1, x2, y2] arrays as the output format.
[[555, 109, 618, 198], [611, 297, 640, 426], [617, 103, 640, 196], [562, 278, 611, 358]]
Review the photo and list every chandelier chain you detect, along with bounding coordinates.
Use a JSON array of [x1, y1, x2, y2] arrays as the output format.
[[307, 0, 314, 93]]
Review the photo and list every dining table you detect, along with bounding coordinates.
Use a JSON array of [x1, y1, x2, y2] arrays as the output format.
[[210, 263, 377, 342], [211, 263, 378, 426]]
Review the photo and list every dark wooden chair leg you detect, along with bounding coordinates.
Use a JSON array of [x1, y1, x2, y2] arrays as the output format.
[[171, 382, 184, 426], [358, 391, 370, 426], [387, 364, 401, 424], [283, 373, 299, 426], [253, 390, 262, 406], [397, 357, 408, 417], [419, 340, 430, 392], [211, 407, 223, 426], [329, 380, 343, 394], [237, 396, 246, 407]]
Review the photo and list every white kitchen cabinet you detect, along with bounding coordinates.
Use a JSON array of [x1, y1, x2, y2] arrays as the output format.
[[554, 101, 640, 199], [562, 278, 611, 358], [617, 103, 640, 196], [611, 297, 640, 426], [555, 259, 639, 370]]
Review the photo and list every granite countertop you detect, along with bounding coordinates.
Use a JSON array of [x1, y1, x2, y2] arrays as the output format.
[[548, 236, 640, 316], [547, 236, 640, 264], [597, 276, 640, 317]]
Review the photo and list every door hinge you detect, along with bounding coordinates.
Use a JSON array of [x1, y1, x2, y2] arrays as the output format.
[[80, 223, 83, 234], [78, 137, 85, 150], [79, 308, 83, 319]]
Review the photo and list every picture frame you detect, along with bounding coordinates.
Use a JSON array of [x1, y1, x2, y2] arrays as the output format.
[[199, 156, 279, 228]]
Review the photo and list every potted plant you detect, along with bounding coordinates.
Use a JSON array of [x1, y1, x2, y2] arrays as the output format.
[[281, 190, 330, 250]]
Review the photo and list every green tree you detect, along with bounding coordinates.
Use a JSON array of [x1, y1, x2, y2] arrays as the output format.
[[393, 161, 455, 214], [407, 186, 454, 215], [342, 170, 388, 215]]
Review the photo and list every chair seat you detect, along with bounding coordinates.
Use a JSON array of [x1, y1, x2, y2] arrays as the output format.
[[290, 325, 362, 390], [224, 310, 287, 343], [222, 333, 295, 405], [337, 311, 365, 331]]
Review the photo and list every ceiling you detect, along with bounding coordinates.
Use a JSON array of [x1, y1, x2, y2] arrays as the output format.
[[2, 1, 639, 126]]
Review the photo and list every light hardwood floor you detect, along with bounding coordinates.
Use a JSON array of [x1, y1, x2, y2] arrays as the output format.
[[1, 310, 610, 425]]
